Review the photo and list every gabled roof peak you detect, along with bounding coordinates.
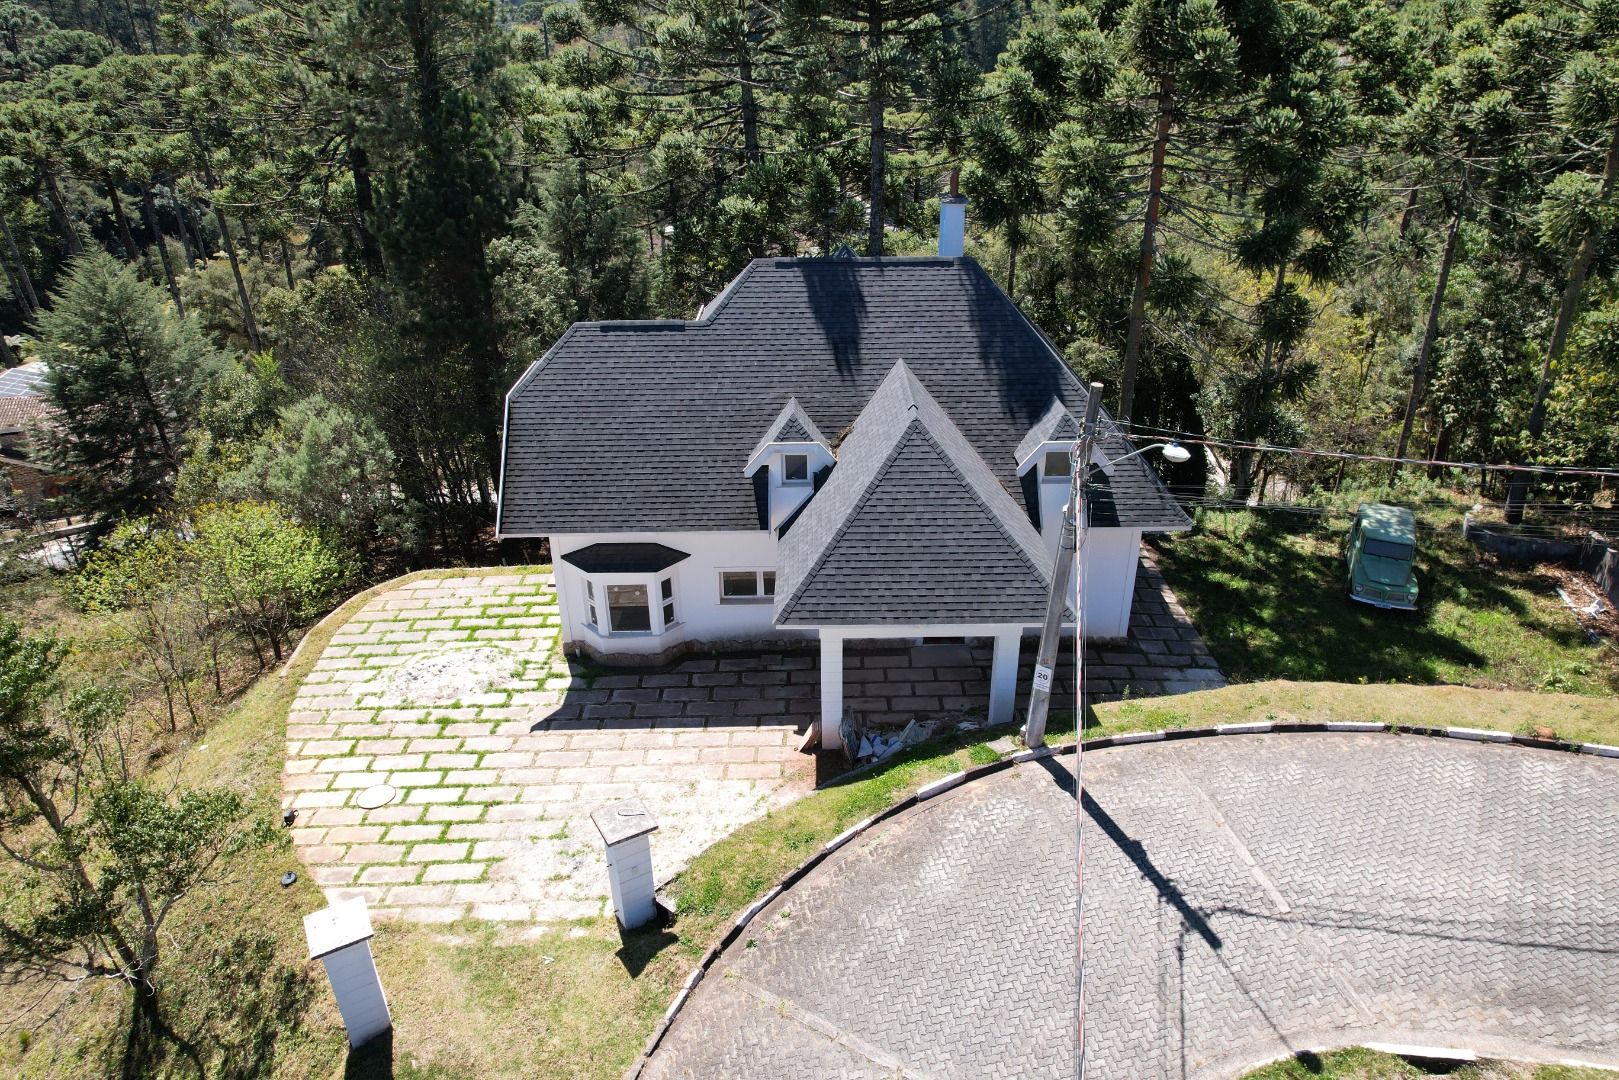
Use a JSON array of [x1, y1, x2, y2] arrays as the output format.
[[774, 358, 1055, 625], [1014, 397, 1083, 468], [743, 396, 831, 476]]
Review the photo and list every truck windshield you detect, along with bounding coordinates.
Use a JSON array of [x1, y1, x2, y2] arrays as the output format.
[[1363, 538, 1413, 561]]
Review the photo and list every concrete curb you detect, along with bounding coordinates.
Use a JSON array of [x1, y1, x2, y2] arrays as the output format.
[[623, 721, 1617, 1079]]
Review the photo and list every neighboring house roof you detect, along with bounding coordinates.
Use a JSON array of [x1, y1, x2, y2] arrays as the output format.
[[559, 542, 692, 574], [499, 257, 1189, 536], [0, 394, 49, 436], [774, 360, 1053, 626], [0, 361, 47, 397]]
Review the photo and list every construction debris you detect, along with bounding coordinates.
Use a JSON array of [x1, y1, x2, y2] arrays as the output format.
[[844, 718, 930, 763]]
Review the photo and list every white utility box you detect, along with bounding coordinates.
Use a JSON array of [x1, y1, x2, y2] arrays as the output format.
[[304, 897, 391, 1047], [591, 797, 660, 929]]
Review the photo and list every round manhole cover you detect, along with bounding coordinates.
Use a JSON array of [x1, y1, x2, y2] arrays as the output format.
[[356, 784, 397, 810]]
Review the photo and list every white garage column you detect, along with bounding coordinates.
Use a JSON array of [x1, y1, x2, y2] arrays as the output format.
[[819, 629, 848, 750], [987, 629, 1022, 726]]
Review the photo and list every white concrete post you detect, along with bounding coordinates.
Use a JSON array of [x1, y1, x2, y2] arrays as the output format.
[[592, 797, 660, 929], [819, 630, 845, 750], [303, 898, 391, 1048], [988, 629, 1021, 726]]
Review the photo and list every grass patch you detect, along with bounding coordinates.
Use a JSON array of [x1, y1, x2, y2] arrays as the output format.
[[1085, 680, 1619, 746], [1154, 508, 1618, 695], [0, 566, 537, 1078], [1241, 1047, 1615, 1079]]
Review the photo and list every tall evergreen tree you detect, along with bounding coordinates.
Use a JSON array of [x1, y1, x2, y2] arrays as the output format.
[[36, 253, 228, 522], [336, 0, 516, 526]]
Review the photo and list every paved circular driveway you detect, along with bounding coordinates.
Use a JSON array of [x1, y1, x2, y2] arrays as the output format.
[[642, 734, 1619, 1080]]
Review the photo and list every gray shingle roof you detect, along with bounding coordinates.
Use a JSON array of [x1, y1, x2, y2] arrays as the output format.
[[498, 257, 1188, 536], [774, 361, 1053, 626]]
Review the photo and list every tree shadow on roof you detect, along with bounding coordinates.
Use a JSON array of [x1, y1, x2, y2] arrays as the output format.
[[959, 268, 1067, 428], [801, 261, 868, 375]]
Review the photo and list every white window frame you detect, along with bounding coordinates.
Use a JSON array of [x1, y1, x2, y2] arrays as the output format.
[[719, 569, 776, 604], [1041, 445, 1077, 483], [779, 452, 811, 486], [579, 572, 678, 636]]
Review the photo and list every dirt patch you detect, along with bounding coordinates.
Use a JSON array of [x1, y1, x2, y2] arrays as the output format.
[[1534, 562, 1619, 639], [385, 645, 523, 706]]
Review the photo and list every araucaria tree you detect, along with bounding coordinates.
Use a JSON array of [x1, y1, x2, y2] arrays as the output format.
[[337, 0, 516, 532]]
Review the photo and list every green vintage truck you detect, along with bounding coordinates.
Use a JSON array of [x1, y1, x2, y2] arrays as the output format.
[[1345, 503, 1419, 611]]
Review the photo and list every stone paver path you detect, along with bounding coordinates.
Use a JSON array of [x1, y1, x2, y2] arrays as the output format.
[[643, 734, 1619, 1079], [283, 572, 815, 924]]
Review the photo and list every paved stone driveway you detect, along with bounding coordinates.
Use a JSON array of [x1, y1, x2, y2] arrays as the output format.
[[643, 735, 1619, 1079], [283, 572, 815, 923]]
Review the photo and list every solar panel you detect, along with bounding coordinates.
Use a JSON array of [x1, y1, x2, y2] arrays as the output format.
[[0, 361, 47, 396]]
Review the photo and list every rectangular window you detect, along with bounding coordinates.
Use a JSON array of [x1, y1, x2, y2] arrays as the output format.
[[1362, 539, 1413, 562], [782, 453, 809, 483], [1043, 448, 1073, 482], [606, 584, 651, 632], [721, 570, 775, 602], [722, 571, 759, 598], [660, 577, 676, 626], [585, 580, 599, 628]]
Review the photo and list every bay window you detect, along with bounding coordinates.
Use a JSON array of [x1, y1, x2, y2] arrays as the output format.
[[581, 574, 678, 635]]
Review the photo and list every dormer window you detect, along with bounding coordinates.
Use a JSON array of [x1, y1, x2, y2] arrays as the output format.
[[743, 398, 834, 530], [1042, 448, 1074, 483]]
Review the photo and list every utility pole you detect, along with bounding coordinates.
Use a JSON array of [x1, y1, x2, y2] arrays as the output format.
[[1023, 382, 1103, 749]]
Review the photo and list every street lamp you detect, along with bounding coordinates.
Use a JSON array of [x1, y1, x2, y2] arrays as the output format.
[[1021, 386, 1188, 749]]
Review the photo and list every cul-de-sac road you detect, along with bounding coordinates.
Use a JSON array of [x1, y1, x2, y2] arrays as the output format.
[[642, 733, 1619, 1080]]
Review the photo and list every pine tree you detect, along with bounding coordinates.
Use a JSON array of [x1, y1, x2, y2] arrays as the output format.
[[35, 253, 228, 522]]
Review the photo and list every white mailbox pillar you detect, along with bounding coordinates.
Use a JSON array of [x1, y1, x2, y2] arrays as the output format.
[[303, 897, 391, 1048], [592, 797, 660, 929]]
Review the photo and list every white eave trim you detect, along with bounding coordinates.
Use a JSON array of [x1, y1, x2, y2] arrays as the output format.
[[742, 441, 833, 478], [1015, 439, 1111, 477]]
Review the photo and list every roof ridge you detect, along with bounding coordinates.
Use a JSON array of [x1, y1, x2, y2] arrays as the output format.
[[693, 259, 762, 324], [774, 416, 920, 624]]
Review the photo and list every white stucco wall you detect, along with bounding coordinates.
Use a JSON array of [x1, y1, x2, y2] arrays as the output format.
[[551, 530, 813, 658], [552, 512, 1141, 658], [1033, 459, 1143, 640], [1077, 527, 1142, 640]]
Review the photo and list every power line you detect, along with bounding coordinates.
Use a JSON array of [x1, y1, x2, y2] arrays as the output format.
[[1106, 419, 1619, 482]]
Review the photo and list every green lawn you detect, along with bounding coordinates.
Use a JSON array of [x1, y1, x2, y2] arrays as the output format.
[[1241, 1046, 1613, 1079], [1153, 508, 1618, 696]]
